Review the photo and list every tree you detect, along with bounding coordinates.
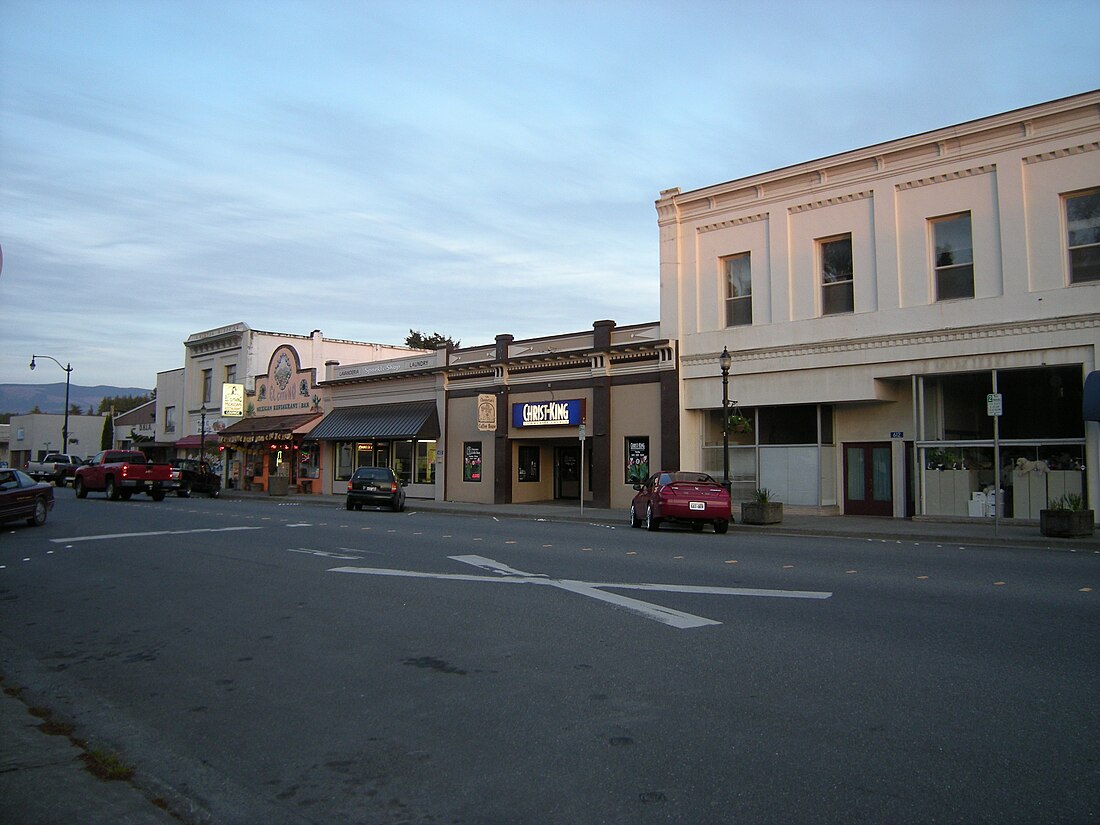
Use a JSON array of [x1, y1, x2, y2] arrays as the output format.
[[68, 403, 84, 417], [97, 394, 151, 415], [100, 415, 114, 450], [406, 330, 459, 350]]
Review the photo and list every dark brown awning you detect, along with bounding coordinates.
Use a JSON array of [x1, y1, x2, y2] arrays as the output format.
[[218, 413, 322, 445], [304, 401, 438, 441]]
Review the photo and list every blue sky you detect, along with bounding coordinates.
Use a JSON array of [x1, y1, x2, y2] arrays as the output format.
[[2, 0, 1098, 388]]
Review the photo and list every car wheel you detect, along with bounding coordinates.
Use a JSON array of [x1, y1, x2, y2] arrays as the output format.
[[26, 497, 48, 527], [150, 490, 166, 502], [393, 497, 405, 512], [346, 500, 354, 511], [209, 488, 220, 498], [714, 520, 729, 534], [645, 503, 660, 531], [629, 505, 641, 528], [176, 484, 191, 498], [74, 477, 88, 499], [105, 477, 120, 501]]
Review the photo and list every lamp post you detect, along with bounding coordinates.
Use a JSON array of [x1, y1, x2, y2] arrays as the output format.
[[719, 346, 732, 494], [199, 404, 208, 464], [30, 355, 73, 456]]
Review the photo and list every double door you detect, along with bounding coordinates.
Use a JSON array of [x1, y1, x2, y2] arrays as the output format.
[[844, 442, 893, 516]]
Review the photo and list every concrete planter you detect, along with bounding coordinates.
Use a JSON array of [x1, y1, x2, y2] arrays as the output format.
[[267, 476, 290, 496], [1039, 509, 1094, 538], [741, 501, 783, 525]]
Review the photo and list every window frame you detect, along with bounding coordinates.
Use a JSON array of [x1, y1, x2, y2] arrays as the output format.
[[1065, 188, 1100, 285], [818, 234, 854, 315], [722, 252, 752, 327], [201, 369, 213, 404], [930, 211, 975, 301]]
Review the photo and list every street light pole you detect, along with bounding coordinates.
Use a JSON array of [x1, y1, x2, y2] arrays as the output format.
[[199, 405, 208, 464], [719, 346, 732, 494], [30, 354, 73, 456]]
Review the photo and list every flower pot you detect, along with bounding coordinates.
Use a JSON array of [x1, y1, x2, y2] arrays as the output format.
[[741, 501, 783, 525], [1039, 509, 1094, 538]]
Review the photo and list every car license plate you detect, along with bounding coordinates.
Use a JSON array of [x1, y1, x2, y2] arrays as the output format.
[[364, 485, 377, 492], [689, 501, 705, 511]]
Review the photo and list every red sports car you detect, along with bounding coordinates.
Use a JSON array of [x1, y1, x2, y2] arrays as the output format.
[[630, 471, 731, 534], [0, 468, 55, 528]]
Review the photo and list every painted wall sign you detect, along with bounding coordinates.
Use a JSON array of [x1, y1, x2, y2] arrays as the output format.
[[512, 399, 585, 428], [252, 346, 322, 416]]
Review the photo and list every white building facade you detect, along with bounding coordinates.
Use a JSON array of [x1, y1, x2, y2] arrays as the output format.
[[658, 90, 1100, 520]]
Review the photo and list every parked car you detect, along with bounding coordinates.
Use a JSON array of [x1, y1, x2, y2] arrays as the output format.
[[73, 450, 173, 501], [346, 467, 406, 512], [170, 459, 221, 498], [25, 453, 82, 486], [629, 470, 731, 534], [0, 468, 55, 527]]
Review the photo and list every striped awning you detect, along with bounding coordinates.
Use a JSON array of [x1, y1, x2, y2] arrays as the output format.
[[305, 401, 439, 441]]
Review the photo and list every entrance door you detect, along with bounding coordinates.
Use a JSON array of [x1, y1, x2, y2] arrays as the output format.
[[844, 442, 893, 516], [555, 447, 581, 499]]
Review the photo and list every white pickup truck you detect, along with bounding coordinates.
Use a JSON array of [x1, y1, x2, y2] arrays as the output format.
[[25, 453, 83, 486]]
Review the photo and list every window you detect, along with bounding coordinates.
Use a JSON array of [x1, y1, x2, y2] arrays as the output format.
[[202, 369, 213, 404], [518, 445, 540, 482], [932, 212, 974, 300], [165, 406, 176, 433], [416, 440, 436, 484], [225, 364, 237, 385], [820, 235, 854, 315], [723, 254, 752, 326], [1066, 189, 1100, 284]]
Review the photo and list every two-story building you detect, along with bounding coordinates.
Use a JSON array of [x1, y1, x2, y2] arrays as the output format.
[[657, 89, 1100, 519]]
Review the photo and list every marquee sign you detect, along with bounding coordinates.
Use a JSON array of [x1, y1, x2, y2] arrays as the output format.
[[512, 399, 585, 428]]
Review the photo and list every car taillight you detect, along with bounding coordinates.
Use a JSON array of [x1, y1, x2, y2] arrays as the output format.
[[391, 481, 398, 492], [347, 481, 353, 492]]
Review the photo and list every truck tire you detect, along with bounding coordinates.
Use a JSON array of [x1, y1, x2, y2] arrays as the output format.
[[105, 477, 120, 501], [149, 490, 166, 502], [176, 483, 191, 498], [74, 477, 88, 499]]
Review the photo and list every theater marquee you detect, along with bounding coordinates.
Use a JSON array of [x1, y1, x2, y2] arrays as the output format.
[[511, 399, 585, 428]]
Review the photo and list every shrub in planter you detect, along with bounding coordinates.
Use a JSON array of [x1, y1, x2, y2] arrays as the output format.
[[741, 488, 783, 525], [1040, 494, 1094, 538]]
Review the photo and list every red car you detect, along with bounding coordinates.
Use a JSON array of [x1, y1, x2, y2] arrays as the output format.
[[629, 471, 731, 534], [0, 468, 55, 527]]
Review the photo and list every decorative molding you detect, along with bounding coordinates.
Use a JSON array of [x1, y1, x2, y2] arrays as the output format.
[[788, 190, 872, 214], [684, 314, 1100, 367], [895, 164, 995, 191], [1022, 141, 1100, 165], [697, 212, 768, 234]]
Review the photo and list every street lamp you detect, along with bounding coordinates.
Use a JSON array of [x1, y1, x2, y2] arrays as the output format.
[[719, 346, 732, 493], [199, 404, 208, 464], [30, 355, 73, 456]]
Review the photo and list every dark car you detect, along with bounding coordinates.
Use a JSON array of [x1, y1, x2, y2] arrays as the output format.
[[170, 459, 221, 498], [0, 468, 55, 527], [346, 467, 406, 512], [629, 470, 731, 534]]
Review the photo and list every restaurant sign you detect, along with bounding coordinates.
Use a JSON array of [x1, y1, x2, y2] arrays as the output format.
[[512, 399, 585, 428], [253, 346, 322, 416]]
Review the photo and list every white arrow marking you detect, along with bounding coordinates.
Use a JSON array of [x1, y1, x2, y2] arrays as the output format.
[[51, 526, 263, 544], [329, 555, 831, 630]]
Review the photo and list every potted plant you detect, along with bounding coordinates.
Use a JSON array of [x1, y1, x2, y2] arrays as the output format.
[[1040, 494, 1095, 538], [727, 412, 753, 435], [741, 488, 783, 525]]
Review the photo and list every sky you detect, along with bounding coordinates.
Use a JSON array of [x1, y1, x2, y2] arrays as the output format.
[[2, 0, 1098, 389]]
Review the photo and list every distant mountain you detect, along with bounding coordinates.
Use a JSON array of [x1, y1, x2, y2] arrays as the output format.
[[0, 383, 153, 415]]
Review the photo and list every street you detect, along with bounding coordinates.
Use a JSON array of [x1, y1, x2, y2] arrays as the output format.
[[2, 490, 1098, 825]]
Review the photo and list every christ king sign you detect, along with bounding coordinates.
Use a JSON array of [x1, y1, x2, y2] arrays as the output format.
[[512, 399, 585, 427]]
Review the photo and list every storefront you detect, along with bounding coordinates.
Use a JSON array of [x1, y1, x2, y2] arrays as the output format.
[[215, 344, 325, 493], [444, 321, 677, 510]]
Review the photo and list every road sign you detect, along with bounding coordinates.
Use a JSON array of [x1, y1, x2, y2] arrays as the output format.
[[986, 393, 1003, 416]]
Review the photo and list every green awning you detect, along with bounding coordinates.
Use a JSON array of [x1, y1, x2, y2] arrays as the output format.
[[305, 401, 439, 441]]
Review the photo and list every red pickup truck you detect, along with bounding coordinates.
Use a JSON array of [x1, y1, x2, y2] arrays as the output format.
[[73, 450, 174, 501]]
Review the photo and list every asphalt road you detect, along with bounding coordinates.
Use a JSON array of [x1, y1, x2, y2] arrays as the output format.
[[2, 489, 1098, 824]]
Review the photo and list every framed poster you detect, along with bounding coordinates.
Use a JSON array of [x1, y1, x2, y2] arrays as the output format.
[[463, 442, 482, 482], [625, 436, 650, 484]]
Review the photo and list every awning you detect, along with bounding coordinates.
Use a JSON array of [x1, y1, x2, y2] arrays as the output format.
[[218, 413, 323, 445], [305, 401, 439, 441], [1085, 371, 1100, 421], [174, 434, 220, 448]]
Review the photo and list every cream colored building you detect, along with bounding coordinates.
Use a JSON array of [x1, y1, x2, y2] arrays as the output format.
[[657, 90, 1100, 519]]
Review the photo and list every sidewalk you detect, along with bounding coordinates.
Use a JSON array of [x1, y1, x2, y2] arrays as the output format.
[[3, 490, 1096, 825]]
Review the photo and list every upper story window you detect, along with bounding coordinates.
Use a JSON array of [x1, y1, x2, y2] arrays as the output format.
[[202, 369, 213, 404], [819, 234, 854, 315], [723, 253, 752, 326], [225, 364, 237, 385], [165, 406, 176, 433], [931, 212, 974, 300], [1066, 189, 1100, 284]]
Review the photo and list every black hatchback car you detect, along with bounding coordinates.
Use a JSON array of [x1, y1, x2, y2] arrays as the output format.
[[346, 467, 406, 512]]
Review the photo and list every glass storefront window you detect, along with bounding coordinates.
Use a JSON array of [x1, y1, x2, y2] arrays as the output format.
[[416, 441, 436, 484], [394, 441, 413, 485], [336, 443, 354, 481], [298, 444, 319, 479]]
